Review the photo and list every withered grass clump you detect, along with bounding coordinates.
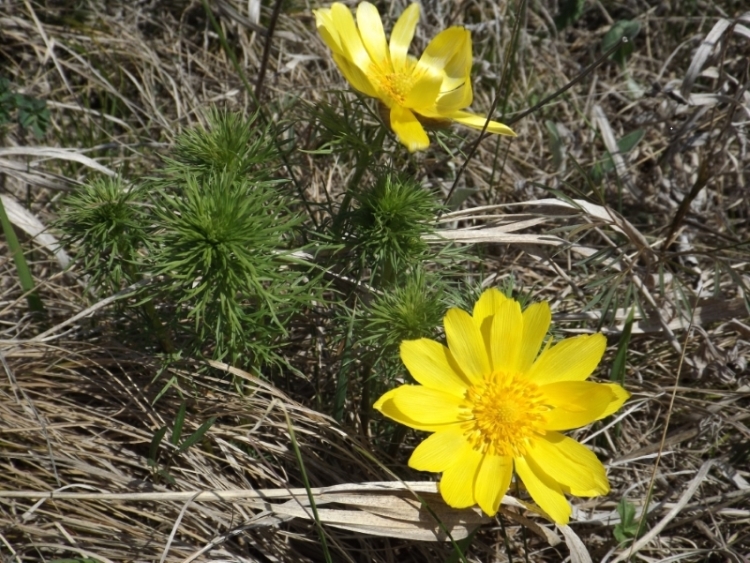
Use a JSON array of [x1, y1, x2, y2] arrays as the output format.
[[0, 342, 441, 561], [1, 0, 749, 561]]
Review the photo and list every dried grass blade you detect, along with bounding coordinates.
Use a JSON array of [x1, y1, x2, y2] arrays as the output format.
[[735, 24, 750, 40], [0, 194, 70, 269], [425, 230, 566, 246], [523, 197, 653, 262], [0, 147, 116, 177], [680, 18, 732, 98], [557, 524, 593, 563], [592, 104, 640, 198]]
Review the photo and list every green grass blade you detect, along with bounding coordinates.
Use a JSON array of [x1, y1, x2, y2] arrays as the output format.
[[148, 426, 168, 465], [610, 307, 635, 386], [178, 417, 216, 453], [0, 196, 44, 313], [282, 404, 333, 563], [171, 401, 187, 445]]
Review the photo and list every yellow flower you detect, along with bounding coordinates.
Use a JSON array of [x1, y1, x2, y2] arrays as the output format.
[[374, 288, 630, 524], [313, 2, 516, 152]]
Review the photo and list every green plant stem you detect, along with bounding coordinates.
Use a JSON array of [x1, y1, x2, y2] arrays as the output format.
[[140, 296, 174, 353], [359, 362, 372, 439], [331, 152, 371, 237], [379, 255, 396, 289], [333, 303, 358, 421], [386, 424, 408, 459], [498, 515, 514, 562], [123, 262, 174, 354]]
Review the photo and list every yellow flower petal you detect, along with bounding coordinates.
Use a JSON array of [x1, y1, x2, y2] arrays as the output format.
[[436, 81, 472, 114], [413, 27, 467, 81], [442, 28, 471, 82], [490, 297, 523, 373], [356, 2, 390, 72], [526, 432, 609, 496], [404, 69, 442, 111], [371, 287, 631, 521], [515, 455, 571, 524], [332, 54, 378, 98], [409, 428, 467, 472], [439, 441, 482, 508], [400, 338, 470, 395], [373, 386, 397, 410], [472, 287, 507, 320], [331, 2, 372, 71], [389, 385, 463, 425], [444, 307, 491, 384], [605, 383, 632, 416], [449, 110, 517, 136], [517, 301, 551, 373], [436, 29, 473, 111], [374, 387, 462, 432], [472, 288, 508, 352], [526, 333, 607, 385], [314, 9, 343, 55], [316, 3, 525, 152], [474, 454, 512, 516], [388, 3, 420, 74], [389, 105, 429, 152], [540, 381, 630, 431]]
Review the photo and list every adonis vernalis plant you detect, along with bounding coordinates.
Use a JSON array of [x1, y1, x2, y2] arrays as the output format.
[[314, 2, 516, 152], [374, 288, 630, 524]]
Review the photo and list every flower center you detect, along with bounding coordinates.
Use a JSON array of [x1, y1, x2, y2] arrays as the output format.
[[372, 67, 414, 106], [460, 372, 548, 458]]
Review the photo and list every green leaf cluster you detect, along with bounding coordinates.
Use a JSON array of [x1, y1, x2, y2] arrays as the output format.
[[57, 177, 147, 294], [360, 269, 448, 353], [601, 20, 641, 68], [613, 496, 646, 545], [554, 0, 586, 30], [306, 93, 385, 157], [57, 110, 323, 369], [148, 112, 321, 366], [346, 170, 442, 287], [0, 77, 50, 139]]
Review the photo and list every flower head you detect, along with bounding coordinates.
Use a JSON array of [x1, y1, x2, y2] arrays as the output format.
[[313, 2, 516, 152], [374, 288, 630, 523]]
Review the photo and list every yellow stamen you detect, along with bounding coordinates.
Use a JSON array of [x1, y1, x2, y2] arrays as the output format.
[[461, 373, 548, 458], [370, 67, 413, 106]]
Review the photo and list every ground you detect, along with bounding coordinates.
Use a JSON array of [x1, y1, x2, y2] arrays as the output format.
[[0, 0, 748, 562]]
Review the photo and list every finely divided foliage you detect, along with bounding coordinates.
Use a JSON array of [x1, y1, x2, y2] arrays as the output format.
[[0, 0, 748, 562]]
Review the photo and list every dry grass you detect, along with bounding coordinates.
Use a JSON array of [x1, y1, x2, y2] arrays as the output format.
[[1, 0, 749, 561]]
